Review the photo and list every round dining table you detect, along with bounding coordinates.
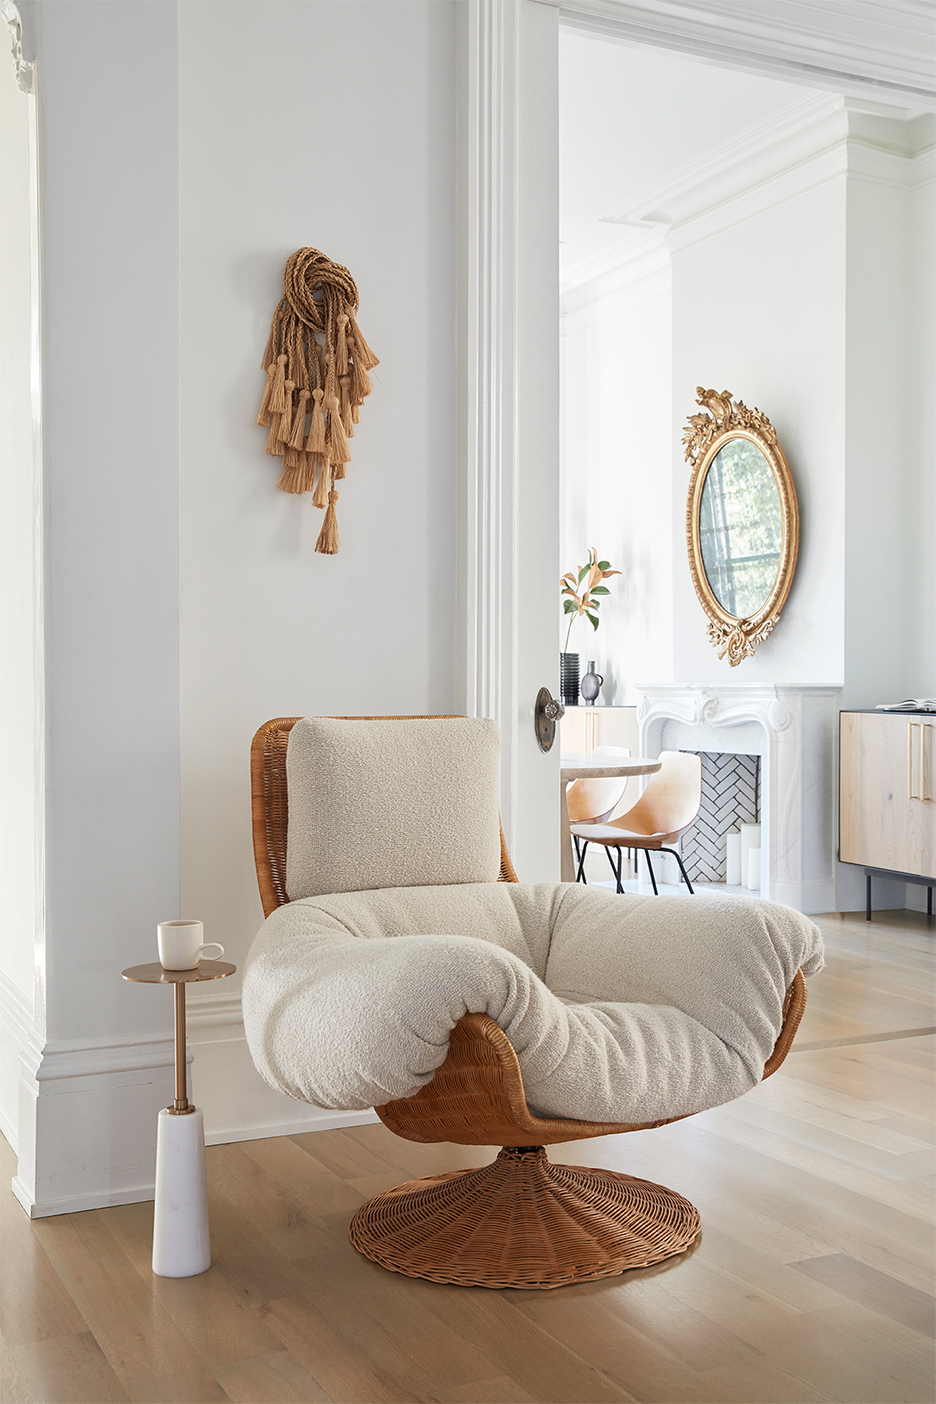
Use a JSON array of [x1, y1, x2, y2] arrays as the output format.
[[559, 752, 663, 882]]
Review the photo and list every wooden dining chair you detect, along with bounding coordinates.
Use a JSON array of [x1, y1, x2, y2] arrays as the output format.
[[571, 750, 702, 895], [567, 745, 632, 885]]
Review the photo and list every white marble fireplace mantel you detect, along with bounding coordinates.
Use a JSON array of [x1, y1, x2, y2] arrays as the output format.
[[635, 684, 841, 914]]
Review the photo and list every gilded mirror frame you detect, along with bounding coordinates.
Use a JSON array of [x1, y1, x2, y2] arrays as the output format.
[[684, 388, 799, 666]]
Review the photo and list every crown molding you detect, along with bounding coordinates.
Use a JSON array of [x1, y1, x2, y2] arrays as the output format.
[[542, 0, 936, 109], [560, 228, 671, 327], [2, 0, 34, 94], [562, 265, 670, 334], [601, 91, 843, 226], [594, 96, 931, 254]]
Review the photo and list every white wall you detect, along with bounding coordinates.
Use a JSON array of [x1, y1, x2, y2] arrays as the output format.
[[5, 0, 462, 1214], [10, 0, 183, 1216], [560, 245, 674, 701], [0, 37, 38, 1148], [671, 178, 847, 688], [178, 0, 458, 1143]]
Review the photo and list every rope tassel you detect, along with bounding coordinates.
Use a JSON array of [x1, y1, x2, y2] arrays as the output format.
[[256, 248, 377, 555], [306, 388, 326, 454], [289, 388, 311, 451], [315, 489, 340, 555]]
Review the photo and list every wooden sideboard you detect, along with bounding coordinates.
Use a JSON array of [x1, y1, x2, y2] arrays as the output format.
[[560, 705, 639, 757], [840, 710, 935, 917]]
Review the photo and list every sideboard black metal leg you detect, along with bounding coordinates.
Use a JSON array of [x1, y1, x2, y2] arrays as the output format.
[[928, 885, 933, 918], [866, 872, 872, 921]]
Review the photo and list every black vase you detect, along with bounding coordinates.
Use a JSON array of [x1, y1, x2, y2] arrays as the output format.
[[560, 652, 580, 707]]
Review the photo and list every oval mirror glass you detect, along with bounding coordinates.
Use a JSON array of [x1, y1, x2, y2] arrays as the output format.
[[698, 438, 782, 619]]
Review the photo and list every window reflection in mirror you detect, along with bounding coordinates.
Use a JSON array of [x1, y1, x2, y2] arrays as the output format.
[[699, 439, 782, 618]]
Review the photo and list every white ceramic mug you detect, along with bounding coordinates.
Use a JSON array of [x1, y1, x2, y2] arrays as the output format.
[[157, 920, 224, 971]]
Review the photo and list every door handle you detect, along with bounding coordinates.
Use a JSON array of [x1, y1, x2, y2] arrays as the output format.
[[535, 687, 565, 753]]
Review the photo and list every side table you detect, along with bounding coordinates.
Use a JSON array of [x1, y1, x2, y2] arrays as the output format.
[[121, 959, 236, 1277]]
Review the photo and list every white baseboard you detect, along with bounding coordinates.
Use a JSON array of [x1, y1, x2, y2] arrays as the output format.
[[11, 1175, 159, 1219], [204, 1107, 378, 1146]]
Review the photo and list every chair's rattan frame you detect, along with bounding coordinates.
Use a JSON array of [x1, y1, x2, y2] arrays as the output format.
[[249, 716, 806, 1148]]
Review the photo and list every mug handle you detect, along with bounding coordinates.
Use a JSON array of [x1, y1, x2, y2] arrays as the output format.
[[198, 942, 225, 961]]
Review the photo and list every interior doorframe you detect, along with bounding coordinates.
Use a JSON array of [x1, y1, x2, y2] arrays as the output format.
[[458, 0, 561, 879], [456, 0, 933, 876]]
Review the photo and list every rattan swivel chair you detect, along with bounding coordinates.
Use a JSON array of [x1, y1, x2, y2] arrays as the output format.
[[250, 716, 807, 1290]]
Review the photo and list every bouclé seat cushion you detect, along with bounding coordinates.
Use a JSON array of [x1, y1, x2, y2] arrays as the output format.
[[242, 882, 823, 1125]]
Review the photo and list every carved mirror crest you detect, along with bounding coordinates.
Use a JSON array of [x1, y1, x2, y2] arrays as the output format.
[[684, 389, 799, 666]]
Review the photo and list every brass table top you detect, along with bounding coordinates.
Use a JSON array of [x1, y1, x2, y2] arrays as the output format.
[[121, 960, 236, 984]]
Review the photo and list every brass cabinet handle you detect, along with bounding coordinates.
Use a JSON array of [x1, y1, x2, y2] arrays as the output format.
[[909, 723, 921, 799], [908, 722, 932, 801]]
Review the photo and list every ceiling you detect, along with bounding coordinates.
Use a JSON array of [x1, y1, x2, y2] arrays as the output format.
[[559, 31, 819, 271]]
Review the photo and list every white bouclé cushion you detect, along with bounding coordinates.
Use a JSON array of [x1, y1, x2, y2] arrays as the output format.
[[285, 717, 502, 900], [243, 882, 825, 1124]]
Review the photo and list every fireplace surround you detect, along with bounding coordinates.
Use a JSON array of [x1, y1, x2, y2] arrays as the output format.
[[635, 685, 839, 914]]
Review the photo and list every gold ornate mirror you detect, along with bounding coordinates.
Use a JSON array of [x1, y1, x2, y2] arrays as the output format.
[[684, 388, 798, 666]]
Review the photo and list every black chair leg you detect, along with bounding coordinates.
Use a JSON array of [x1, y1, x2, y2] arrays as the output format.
[[605, 845, 624, 894], [572, 834, 582, 882], [644, 849, 658, 895], [576, 839, 589, 884], [661, 847, 695, 895]]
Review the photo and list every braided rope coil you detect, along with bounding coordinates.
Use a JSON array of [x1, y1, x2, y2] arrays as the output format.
[[257, 248, 378, 554]]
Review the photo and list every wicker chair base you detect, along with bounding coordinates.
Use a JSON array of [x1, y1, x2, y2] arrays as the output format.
[[348, 1145, 701, 1289]]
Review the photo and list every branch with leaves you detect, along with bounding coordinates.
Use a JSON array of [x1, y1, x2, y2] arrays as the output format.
[[561, 548, 621, 652]]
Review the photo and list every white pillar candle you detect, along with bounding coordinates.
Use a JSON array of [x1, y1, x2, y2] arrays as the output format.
[[747, 846, 761, 890], [740, 823, 761, 885], [725, 832, 741, 886]]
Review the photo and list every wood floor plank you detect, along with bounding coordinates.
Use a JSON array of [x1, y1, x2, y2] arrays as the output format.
[[699, 1360, 837, 1403], [212, 1349, 334, 1403], [706, 1095, 935, 1180], [206, 1141, 363, 1262], [289, 1127, 409, 1181], [0, 1197, 90, 1349], [257, 1290, 442, 1404], [31, 1211, 227, 1404], [435, 1376, 539, 1404], [510, 1287, 734, 1404], [408, 1284, 638, 1404], [751, 1076, 933, 1152], [752, 1299, 935, 1404], [200, 1164, 314, 1307], [100, 1199, 283, 1368], [1, 1331, 130, 1404], [788, 1252, 936, 1337], [696, 1110, 935, 1222]]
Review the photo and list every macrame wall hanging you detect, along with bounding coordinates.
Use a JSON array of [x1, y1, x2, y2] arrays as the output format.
[[257, 247, 379, 554]]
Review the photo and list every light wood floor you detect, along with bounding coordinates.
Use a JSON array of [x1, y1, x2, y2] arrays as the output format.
[[2, 909, 934, 1404]]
